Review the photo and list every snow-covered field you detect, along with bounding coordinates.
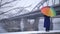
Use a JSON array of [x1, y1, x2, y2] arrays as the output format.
[[0, 30, 60, 34]]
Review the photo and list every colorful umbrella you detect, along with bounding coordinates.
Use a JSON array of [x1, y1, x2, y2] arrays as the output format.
[[41, 6, 56, 17]]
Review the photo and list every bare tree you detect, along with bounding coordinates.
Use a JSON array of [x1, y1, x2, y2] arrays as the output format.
[[0, 4, 32, 15], [31, 0, 48, 11], [0, 6, 13, 8], [0, 0, 2, 7]]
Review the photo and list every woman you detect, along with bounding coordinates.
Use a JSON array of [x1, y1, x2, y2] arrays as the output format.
[[44, 15, 50, 31]]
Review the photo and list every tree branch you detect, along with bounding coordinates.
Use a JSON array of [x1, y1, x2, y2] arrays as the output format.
[[1, 0, 17, 6], [31, 0, 48, 11], [0, 6, 13, 8], [0, 4, 32, 15]]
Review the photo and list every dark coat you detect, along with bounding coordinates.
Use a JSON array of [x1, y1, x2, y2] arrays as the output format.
[[44, 15, 50, 28]]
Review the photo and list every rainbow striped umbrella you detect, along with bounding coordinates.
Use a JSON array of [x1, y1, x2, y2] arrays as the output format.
[[41, 6, 56, 17]]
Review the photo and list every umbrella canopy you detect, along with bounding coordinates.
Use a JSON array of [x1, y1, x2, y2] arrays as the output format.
[[41, 6, 56, 17]]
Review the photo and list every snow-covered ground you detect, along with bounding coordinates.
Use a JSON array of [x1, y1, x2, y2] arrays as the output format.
[[0, 30, 60, 34]]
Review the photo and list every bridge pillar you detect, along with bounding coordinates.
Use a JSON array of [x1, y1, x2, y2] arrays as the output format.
[[20, 17, 40, 31], [50, 18, 53, 30], [33, 17, 40, 31], [21, 18, 32, 31], [20, 18, 24, 31]]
